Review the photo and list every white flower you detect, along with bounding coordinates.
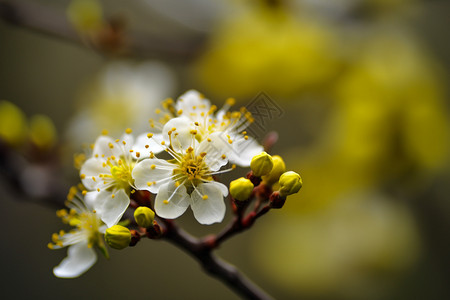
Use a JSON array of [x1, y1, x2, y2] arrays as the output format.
[[176, 91, 264, 166], [144, 90, 264, 166], [48, 190, 108, 278], [65, 60, 176, 147], [132, 118, 232, 225], [80, 132, 139, 227]]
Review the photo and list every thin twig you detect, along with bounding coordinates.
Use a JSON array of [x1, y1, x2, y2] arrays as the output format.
[[0, 0, 206, 60], [161, 220, 273, 300]]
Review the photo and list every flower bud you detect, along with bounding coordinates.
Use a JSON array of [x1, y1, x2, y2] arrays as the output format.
[[230, 177, 254, 201], [279, 171, 302, 197], [262, 155, 286, 185], [134, 206, 155, 228], [105, 225, 131, 250], [29, 114, 57, 150], [250, 152, 273, 177]]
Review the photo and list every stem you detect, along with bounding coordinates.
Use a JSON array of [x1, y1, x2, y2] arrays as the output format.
[[0, 0, 205, 60], [162, 220, 273, 300]]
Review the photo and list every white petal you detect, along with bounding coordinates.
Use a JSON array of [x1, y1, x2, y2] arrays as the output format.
[[132, 133, 165, 158], [162, 117, 196, 151], [197, 132, 231, 171], [92, 189, 130, 228], [53, 241, 97, 278], [190, 182, 226, 225], [92, 135, 122, 158], [84, 191, 97, 210], [154, 181, 190, 219], [120, 133, 134, 152], [132, 159, 175, 193], [207, 181, 229, 197], [176, 90, 211, 119], [80, 158, 107, 190], [227, 136, 263, 167]]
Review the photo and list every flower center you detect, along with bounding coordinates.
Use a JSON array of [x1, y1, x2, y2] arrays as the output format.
[[173, 149, 210, 185], [110, 163, 134, 189]]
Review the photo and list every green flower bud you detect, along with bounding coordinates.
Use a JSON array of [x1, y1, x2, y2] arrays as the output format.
[[230, 177, 254, 201], [250, 152, 273, 177], [279, 171, 302, 197], [134, 206, 155, 228], [105, 225, 131, 250], [262, 155, 286, 185]]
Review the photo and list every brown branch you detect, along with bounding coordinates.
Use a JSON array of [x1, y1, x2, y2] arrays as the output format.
[[161, 220, 273, 300], [0, 0, 206, 60]]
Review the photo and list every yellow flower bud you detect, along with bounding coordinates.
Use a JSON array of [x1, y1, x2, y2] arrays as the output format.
[[230, 177, 254, 201], [105, 225, 131, 250], [262, 155, 286, 185], [279, 171, 302, 197], [29, 114, 57, 150], [250, 152, 273, 177], [67, 0, 103, 33], [0, 101, 27, 146], [134, 207, 155, 228]]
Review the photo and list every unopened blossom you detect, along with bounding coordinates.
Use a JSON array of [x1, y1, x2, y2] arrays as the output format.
[[132, 119, 232, 225], [80, 131, 139, 227], [48, 187, 108, 278]]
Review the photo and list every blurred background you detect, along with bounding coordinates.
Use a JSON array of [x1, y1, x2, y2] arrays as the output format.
[[0, 0, 449, 299]]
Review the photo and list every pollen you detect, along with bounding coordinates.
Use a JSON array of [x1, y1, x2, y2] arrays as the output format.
[[147, 182, 152, 186], [163, 200, 169, 204], [115, 139, 119, 142], [125, 128, 132, 134], [177, 109, 183, 115], [109, 143, 114, 149], [147, 133, 153, 138], [151, 164, 156, 170], [92, 176, 96, 181], [101, 129, 109, 135], [244, 136, 249, 140], [226, 98, 236, 106], [136, 152, 141, 158], [190, 130, 197, 135], [161, 141, 166, 145], [122, 141, 126, 145], [202, 195, 208, 200], [112, 194, 115, 198], [195, 122, 199, 126], [80, 174, 86, 179], [221, 154, 226, 159], [145, 144, 149, 148], [155, 109, 161, 114]]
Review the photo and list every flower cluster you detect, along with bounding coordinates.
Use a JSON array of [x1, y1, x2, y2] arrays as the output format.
[[49, 90, 301, 278]]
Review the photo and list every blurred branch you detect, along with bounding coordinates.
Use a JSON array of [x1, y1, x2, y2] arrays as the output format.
[[0, 0, 206, 60], [162, 219, 273, 300]]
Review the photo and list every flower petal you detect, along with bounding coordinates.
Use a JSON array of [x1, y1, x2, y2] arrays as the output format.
[[154, 181, 190, 219], [162, 117, 196, 151], [92, 135, 123, 158], [132, 158, 175, 193], [80, 158, 107, 190], [132, 133, 165, 158], [92, 189, 130, 228], [190, 182, 226, 225], [196, 132, 231, 171], [227, 135, 263, 167], [176, 90, 211, 119], [53, 241, 97, 278], [207, 181, 229, 197]]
